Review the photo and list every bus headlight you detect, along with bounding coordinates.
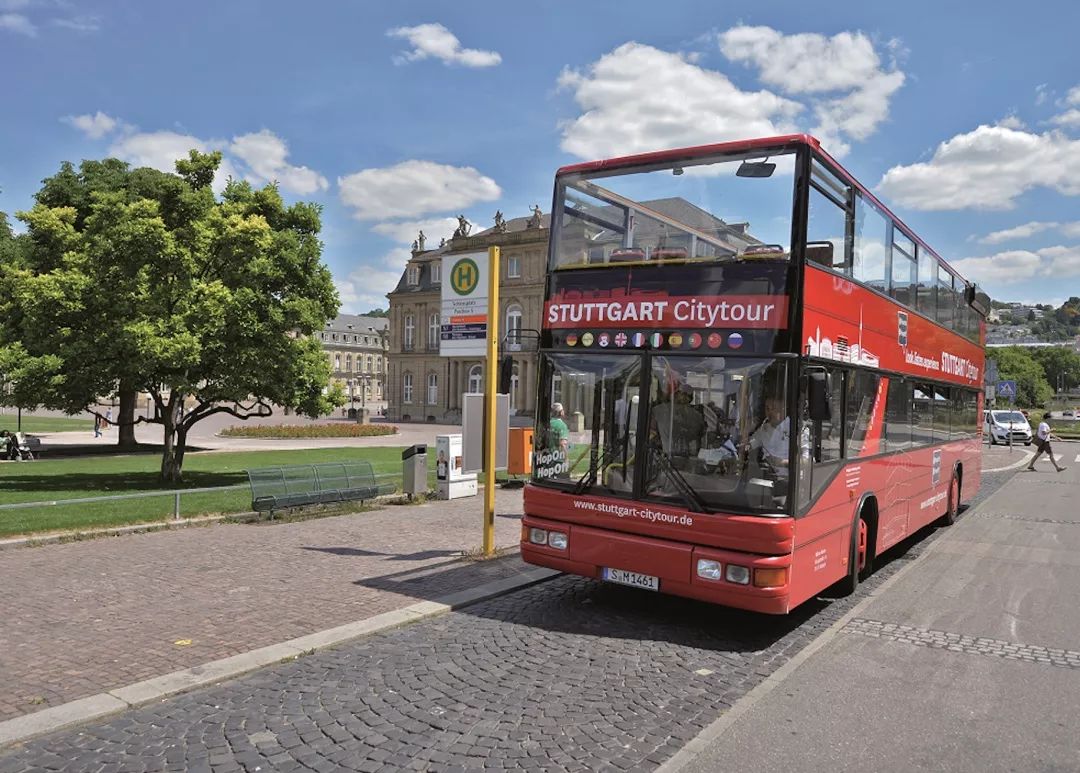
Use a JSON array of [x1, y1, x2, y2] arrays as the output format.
[[696, 559, 722, 580], [725, 565, 751, 585], [528, 528, 548, 545], [547, 531, 568, 550]]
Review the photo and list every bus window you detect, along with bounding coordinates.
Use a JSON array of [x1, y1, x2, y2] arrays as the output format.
[[917, 249, 937, 319], [912, 383, 935, 445], [853, 195, 889, 293], [845, 369, 882, 457], [890, 232, 916, 307], [807, 168, 848, 272], [796, 366, 843, 510], [644, 357, 791, 511], [937, 267, 956, 329], [884, 377, 912, 451], [533, 353, 641, 495]]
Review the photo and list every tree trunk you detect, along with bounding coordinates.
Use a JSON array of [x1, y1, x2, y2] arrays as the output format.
[[159, 403, 182, 483], [117, 385, 138, 449]]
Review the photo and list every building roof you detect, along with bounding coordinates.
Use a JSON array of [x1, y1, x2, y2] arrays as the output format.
[[325, 313, 388, 334]]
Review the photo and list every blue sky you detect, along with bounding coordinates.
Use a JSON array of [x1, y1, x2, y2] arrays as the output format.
[[2, 0, 1079, 311]]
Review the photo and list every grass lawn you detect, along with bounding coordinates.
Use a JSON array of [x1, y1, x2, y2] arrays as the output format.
[[0, 446, 436, 538], [0, 415, 94, 433]]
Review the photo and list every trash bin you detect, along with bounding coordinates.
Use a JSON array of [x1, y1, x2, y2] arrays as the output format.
[[402, 444, 428, 498], [508, 427, 534, 475]]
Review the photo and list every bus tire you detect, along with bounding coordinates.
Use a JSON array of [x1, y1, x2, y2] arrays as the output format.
[[835, 508, 870, 597], [940, 472, 961, 526]]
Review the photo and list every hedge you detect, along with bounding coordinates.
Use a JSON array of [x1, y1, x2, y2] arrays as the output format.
[[220, 423, 399, 438]]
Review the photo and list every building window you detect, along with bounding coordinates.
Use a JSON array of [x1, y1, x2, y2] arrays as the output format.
[[374, 356, 381, 373], [334, 353, 341, 371], [407, 265, 420, 286], [427, 373, 438, 405], [431, 262, 441, 283], [332, 333, 338, 341], [404, 315, 415, 350], [403, 373, 413, 404], [345, 354, 352, 372], [428, 313, 440, 350], [507, 256, 520, 278], [505, 304, 523, 346], [468, 364, 483, 394], [366, 354, 373, 373]]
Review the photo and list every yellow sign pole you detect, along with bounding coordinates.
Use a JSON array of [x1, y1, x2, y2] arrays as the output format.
[[483, 245, 501, 556]]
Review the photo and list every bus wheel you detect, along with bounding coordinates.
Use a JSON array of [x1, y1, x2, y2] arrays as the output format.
[[940, 473, 960, 526], [836, 511, 869, 597]]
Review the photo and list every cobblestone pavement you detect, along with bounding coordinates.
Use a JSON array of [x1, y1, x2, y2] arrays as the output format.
[[0, 468, 1019, 771], [0, 489, 525, 722]]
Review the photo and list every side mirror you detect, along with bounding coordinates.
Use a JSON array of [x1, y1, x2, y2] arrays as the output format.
[[498, 355, 513, 394], [807, 369, 831, 421]]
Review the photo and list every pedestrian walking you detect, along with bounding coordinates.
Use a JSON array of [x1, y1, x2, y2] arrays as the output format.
[[93, 414, 102, 438], [1027, 411, 1066, 472]]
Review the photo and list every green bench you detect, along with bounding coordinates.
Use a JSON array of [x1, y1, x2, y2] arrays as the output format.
[[246, 461, 396, 516]]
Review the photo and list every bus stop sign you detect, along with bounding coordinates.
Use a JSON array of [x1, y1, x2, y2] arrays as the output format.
[[996, 380, 1017, 400]]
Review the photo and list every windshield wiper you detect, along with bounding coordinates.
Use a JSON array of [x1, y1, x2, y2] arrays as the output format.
[[648, 445, 707, 513]]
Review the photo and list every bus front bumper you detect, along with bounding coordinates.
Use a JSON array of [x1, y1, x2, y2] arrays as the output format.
[[521, 516, 793, 615]]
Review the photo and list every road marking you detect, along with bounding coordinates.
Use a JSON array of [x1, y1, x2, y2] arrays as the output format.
[[983, 450, 1034, 473], [1075, 453, 1080, 463]]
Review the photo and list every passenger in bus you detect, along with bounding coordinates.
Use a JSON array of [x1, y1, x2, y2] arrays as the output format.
[[651, 385, 705, 464], [549, 403, 570, 455]]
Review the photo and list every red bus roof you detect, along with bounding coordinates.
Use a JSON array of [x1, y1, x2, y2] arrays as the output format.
[[556, 134, 972, 289]]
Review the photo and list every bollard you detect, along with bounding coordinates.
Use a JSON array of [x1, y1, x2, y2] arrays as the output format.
[[402, 444, 428, 500], [174, 491, 181, 520]]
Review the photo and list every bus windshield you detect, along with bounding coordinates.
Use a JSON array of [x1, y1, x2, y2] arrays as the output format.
[[552, 150, 796, 270], [534, 353, 793, 513]]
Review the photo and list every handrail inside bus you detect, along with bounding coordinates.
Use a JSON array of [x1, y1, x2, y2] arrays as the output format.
[[573, 179, 741, 253]]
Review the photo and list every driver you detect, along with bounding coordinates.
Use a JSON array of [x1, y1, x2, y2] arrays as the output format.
[[749, 396, 792, 474]]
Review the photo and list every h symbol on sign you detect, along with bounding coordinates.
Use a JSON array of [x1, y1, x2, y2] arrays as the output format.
[[454, 263, 475, 288]]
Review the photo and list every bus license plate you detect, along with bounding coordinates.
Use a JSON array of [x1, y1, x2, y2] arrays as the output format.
[[602, 567, 659, 591]]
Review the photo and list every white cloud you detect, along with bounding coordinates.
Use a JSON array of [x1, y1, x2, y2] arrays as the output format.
[[1061, 222, 1080, 238], [558, 42, 801, 160], [951, 250, 1044, 284], [718, 26, 904, 148], [1039, 245, 1080, 276], [952, 244, 1080, 286], [997, 115, 1026, 130], [0, 12, 35, 35], [1050, 109, 1080, 128], [62, 111, 120, 139], [878, 125, 1080, 210], [1066, 85, 1080, 106], [372, 217, 459, 246], [230, 130, 328, 195], [338, 160, 501, 221], [335, 248, 412, 313], [387, 23, 501, 68], [978, 221, 1059, 245], [1035, 83, 1050, 106], [52, 15, 100, 32], [107, 130, 238, 193]]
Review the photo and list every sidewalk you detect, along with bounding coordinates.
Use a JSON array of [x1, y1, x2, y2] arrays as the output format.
[[0, 488, 527, 725], [671, 455, 1080, 771]]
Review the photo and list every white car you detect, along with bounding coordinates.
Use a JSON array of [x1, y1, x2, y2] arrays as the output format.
[[983, 409, 1033, 445]]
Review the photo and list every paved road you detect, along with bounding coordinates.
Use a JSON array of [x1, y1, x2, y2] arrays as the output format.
[[0, 489, 525, 723], [0, 459, 1023, 771], [677, 456, 1080, 773]]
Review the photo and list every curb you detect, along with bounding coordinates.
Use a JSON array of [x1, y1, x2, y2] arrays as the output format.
[[0, 514, 244, 552], [0, 564, 558, 750], [657, 467, 1026, 773]]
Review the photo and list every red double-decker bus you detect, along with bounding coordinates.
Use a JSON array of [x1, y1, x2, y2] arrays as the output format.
[[522, 135, 989, 614]]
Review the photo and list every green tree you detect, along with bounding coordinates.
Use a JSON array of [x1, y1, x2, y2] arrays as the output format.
[[364, 307, 389, 318], [994, 346, 1053, 407], [1031, 346, 1080, 393], [0, 152, 343, 481]]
